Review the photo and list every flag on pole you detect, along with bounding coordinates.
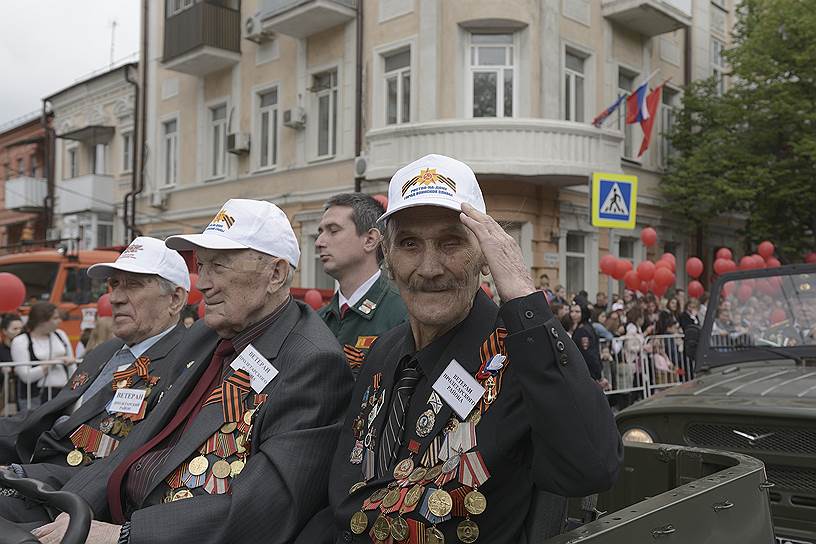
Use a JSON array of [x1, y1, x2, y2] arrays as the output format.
[[591, 94, 626, 128], [625, 82, 650, 124], [637, 85, 664, 157]]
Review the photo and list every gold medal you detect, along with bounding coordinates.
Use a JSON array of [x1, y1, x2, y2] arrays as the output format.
[[391, 515, 409, 541], [236, 434, 247, 453], [350, 511, 368, 535], [116, 379, 128, 389], [425, 464, 443, 482], [220, 422, 237, 434], [416, 409, 435, 437], [408, 466, 427, 484], [99, 417, 115, 434], [66, 449, 84, 466], [372, 515, 391, 541], [349, 481, 366, 495], [243, 409, 256, 426], [404, 484, 424, 508], [230, 459, 245, 477], [111, 419, 123, 436], [464, 490, 487, 515], [171, 489, 194, 501], [393, 457, 414, 480], [426, 526, 445, 544], [368, 488, 389, 503], [212, 459, 231, 479], [382, 488, 401, 510], [428, 489, 453, 517], [457, 519, 479, 543], [468, 409, 482, 426], [445, 418, 460, 434], [188, 455, 209, 476]]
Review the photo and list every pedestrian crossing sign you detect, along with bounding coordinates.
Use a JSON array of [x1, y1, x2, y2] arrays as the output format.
[[591, 172, 638, 229]]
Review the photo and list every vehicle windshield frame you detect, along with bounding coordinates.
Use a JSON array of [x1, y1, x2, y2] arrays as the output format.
[[0, 261, 59, 304], [697, 263, 816, 371]]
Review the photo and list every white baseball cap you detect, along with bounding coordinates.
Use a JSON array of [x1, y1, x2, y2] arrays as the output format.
[[164, 199, 300, 268], [87, 236, 191, 291], [379, 154, 486, 222]]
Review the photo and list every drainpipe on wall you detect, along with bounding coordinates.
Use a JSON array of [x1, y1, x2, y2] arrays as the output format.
[[353, 0, 364, 193], [127, 0, 149, 240], [123, 64, 139, 242], [41, 99, 54, 236]]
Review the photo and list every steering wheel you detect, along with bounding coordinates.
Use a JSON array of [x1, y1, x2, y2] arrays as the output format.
[[0, 469, 91, 544]]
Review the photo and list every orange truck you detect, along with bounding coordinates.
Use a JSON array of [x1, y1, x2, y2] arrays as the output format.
[[0, 249, 120, 345]]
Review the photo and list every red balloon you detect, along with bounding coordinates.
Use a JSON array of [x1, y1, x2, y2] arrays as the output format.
[[685, 257, 704, 279], [713, 258, 729, 275], [655, 259, 673, 273], [638, 280, 649, 294], [661, 252, 676, 264], [737, 283, 753, 302], [197, 302, 206, 319], [758, 241, 775, 259], [600, 254, 617, 275], [751, 254, 765, 269], [0, 273, 26, 313], [97, 293, 113, 317], [654, 267, 674, 288], [304, 289, 323, 310], [722, 282, 735, 298], [653, 282, 668, 297], [687, 280, 704, 299], [739, 256, 754, 270], [373, 194, 388, 209], [770, 308, 786, 324], [766, 257, 781, 268], [636, 261, 656, 281], [613, 259, 633, 280], [806, 252, 816, 264], [187, 273, 203, 305], [640, 227, 658, 247], [715, 248, 733, 260], [624, 270, 640, 291]]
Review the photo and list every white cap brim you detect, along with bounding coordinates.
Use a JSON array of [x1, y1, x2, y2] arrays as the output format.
[[378, 199, 463, 223], [87, 261, 165, 280], [165, 233, 249, 252]]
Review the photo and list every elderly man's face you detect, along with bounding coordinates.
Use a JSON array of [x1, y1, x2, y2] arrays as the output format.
[[196, 248, 274, 338], [385, 207, 484, 330], [107, 271, 178, 345]]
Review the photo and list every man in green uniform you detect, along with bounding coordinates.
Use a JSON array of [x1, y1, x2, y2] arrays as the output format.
[[316, 193, 407, 376]]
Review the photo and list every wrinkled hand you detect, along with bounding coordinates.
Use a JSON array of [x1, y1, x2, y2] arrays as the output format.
[[459, 203, 535, 302], [33, 513, 121, 544]]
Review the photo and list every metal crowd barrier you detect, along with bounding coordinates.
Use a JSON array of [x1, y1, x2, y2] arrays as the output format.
[[0, 360, 79, 416]]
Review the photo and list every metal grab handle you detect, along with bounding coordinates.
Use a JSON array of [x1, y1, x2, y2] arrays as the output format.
[[713, 500, 734, 511], [759, 480, 775, 490], [651, 524, 676, 537]]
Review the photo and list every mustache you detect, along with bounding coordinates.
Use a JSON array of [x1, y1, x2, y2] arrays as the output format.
[[405, 279, 461, 292]]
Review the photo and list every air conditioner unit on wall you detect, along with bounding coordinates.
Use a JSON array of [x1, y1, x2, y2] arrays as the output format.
[[150, 191, 168, 210], [243, 14, 274, 44], [283, 107, 306, 129], [227, 132, 250, 155]]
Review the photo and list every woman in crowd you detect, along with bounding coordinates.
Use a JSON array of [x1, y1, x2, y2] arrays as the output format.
[[666, 296, 682, 320], [0, 313, 25, 414], [679, 298, 701, 332], [562, 303, 606, 388], [10, 302, 75, 410]]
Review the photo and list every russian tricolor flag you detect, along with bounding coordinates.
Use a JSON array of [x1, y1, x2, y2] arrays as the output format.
[[625, 82, 650, 124]]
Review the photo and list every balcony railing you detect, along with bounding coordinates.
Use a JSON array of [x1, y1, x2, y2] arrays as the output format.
[[4, 177, 47, 211], [55, 174, 114, 215], [260, 0, 357, 38], [602, 0, 691, 37], [162, 1, 241, 76]]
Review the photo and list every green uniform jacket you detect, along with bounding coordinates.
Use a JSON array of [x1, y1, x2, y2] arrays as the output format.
[[319, 273, 407, 377]]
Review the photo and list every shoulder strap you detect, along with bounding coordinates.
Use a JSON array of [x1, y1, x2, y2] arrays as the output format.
[[25, 332, 39, 361]]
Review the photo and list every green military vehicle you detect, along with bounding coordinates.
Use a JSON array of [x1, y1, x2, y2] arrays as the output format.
[[617, 263, 816, 544]]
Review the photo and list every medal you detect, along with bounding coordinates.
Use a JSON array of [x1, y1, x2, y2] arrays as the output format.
[[99, 417, 115, 434], [442, 454, 460, 474], [428, 392, 443, 414], [464, 490, 486, 515], [457, 519, 479, 543], [111, 419, 123, 436], [236, 434, 247, 454], [188, 455, 209, 476], [212, 459, 232, 479], [350, 511, 368, 535], [459, 452, 490, 488], [181, 466, 207, 489], [408, 466, 427, 484], [391, 515, 409, 541], [220, 422, 237, 434], [468, 409, 481, 426], [382, 488, 402, 510], [171, 489, 193, 501], [425, 464, 443, 482], [393, 458, 414, 480], [349, 481, 366, 495], [403, 484, 425, 511], [368, 488, 389, 505], [230, 459, 245, 477], [66, 449, 83, 466], [372, 515, 391, 541], [243, 409, 256, 425], [204, 472, 230, 495], [416, 409, 435, 437], [350, 441, 364, 465], [427, 489, 453, 517], [426, 526, 445, 544]]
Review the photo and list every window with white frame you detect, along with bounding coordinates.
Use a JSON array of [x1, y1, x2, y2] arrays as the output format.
[[209, 104, 227, 178], [313, 70, 338, 158], [469, 33, 514, 118], [564, 51, 585, 122], [565, 232, 586, 296], [30, 156, 38, 177], [167, 0, 194, 17], [122, 131, 133, 172], [711, 38, 725, 95], [68, 148, 78, 178], [93, 144, 107, 175], [384, 49, 410, 125], [257, 89, 278, 169], [96, 215, 114, 248], [618, 70, 636, 159], [659, 88, 679, 167], [161, 119, 178, 187]]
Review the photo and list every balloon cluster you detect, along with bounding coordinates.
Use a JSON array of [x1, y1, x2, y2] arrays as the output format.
[[600, 252, 678, 298]]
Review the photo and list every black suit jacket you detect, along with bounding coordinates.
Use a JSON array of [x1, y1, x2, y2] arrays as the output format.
[[298, 290, 623, 544], [62, 300, 353, 544]]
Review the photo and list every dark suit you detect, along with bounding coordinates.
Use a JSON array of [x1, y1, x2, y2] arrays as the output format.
[[60, 300, 352, 544], [298, 290, 623, 544]]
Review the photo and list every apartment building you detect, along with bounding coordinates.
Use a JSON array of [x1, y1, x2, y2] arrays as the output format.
[[136, 0, 737, 295], [45, 63, 138, 251]]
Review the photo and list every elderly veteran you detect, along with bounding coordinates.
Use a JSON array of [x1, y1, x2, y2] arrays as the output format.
[[32, 199, 353, 544], [0, 237, 189, 521], [296, 154, 623, 544]]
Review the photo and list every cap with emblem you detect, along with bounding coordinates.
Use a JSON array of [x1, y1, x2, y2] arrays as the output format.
[[164, 199, 300, 268], [379, 154, 486, 222], [87, 236, 191, 291]]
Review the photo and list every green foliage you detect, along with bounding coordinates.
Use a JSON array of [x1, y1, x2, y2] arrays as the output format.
[[662, 0, 816, 260]]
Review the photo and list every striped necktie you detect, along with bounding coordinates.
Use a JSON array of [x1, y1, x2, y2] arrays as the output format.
[[82, 347, 135, 401], [377, 356, 421, 477]]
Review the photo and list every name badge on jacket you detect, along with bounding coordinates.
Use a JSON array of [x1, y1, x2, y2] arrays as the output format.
[[432, 359, 485, 420]]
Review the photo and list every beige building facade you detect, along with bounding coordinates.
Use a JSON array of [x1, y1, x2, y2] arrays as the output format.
[[136, 0, 737, 296]]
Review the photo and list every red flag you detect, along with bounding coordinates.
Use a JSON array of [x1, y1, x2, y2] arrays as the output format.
[[637, 85, 664, 157]]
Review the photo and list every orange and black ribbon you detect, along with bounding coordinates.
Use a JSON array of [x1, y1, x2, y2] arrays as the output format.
[[111, 356, 151, 390], [203, 369, 252, 423], [475, 328, 509, 414], [343, 345, 365, 369]]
